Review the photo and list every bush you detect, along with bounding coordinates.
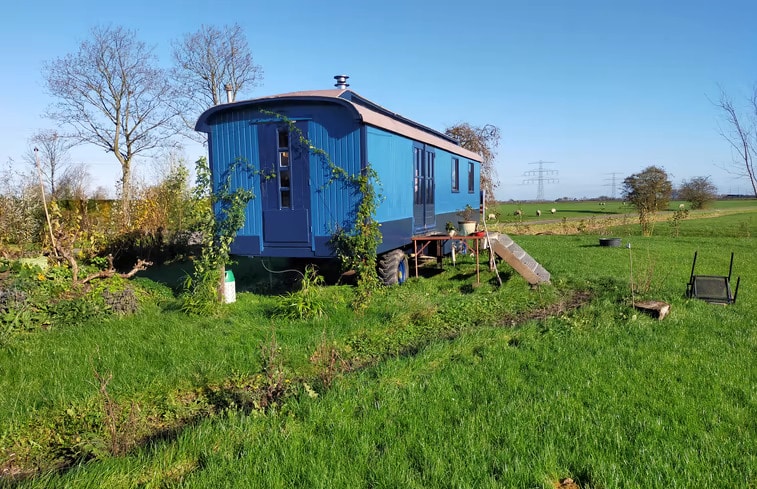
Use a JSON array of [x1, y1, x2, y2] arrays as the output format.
[[102, 288, 139, 316], [275, 265, 328, 320], [679, 176, 718, 210]]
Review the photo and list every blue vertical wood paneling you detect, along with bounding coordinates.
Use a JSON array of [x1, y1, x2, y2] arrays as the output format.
[[367, 127, 479, 224], [209, 109, 262, 237], [305, 105, 362, 236], [203, 97, 479, 257], [434, 150, 479, 215], [366, 127, 413, 223]]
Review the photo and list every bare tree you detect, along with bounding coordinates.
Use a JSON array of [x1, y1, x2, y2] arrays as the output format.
[[91, 185, 112, 200], [43, 25, 181, 226], [23, 130, 73, 198], [171, 23, 263, 142], [715, 88, 757, 197], [445, 122, 501, 205], [55, 162, 92, 201]]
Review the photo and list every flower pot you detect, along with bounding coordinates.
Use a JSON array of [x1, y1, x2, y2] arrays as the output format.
[[458, 220, 477, 235]]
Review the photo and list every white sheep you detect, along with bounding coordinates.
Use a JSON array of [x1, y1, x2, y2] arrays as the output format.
[[488, 213, 496, 220], [514, 209, 522, 216], [536, 210, 542, 217], [550, 208, 556, 214]]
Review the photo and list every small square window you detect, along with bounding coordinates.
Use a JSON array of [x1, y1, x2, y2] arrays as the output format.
[[278, 131, 289, 149], [280, 169, 290, 188]]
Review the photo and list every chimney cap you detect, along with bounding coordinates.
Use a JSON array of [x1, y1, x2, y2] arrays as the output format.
[[334, 74, 350, 89]]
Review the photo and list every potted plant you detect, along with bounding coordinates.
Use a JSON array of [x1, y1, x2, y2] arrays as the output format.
[[456, 205, 478, 235], [445, 221, 457, 237]]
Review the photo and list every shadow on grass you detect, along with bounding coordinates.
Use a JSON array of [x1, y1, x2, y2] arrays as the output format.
[[414, 267, 446, 279], [488, 270, 513, 286], [136, 256, 322, 297]]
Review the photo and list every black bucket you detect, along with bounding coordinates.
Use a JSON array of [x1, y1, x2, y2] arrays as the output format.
[[599, 237, 622, 247]]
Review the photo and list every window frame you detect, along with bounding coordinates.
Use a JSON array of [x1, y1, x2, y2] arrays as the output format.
[[467, 161, 475, 194], [451, 157, 460, 193], [277, 128, 292, 209]]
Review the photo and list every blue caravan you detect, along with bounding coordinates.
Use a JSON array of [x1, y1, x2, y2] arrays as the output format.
[[195, 76, 482, 283]]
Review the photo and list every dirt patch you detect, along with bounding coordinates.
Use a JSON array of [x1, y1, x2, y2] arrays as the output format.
[[555, 477, 581, 489], [499, 290, 593, 327]]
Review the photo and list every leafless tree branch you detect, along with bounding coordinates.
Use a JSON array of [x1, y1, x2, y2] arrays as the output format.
[[171, 23, 264, 143], [43, 25, 182, 226], [714, 87, 757, 197], [445, 122, 501, 205]]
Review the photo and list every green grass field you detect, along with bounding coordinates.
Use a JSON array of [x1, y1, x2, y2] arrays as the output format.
[[489, 198, 757, 223], [1, 201, 755, 488]]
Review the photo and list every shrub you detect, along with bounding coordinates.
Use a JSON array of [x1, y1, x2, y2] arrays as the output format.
[[678, 176, 718, 210], [622, 166, 673, 236], [275, 265, 328, 320], [102, 288, 139, 316]]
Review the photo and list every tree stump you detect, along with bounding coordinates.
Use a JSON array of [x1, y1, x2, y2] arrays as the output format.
[[634, 300, 670, 320]]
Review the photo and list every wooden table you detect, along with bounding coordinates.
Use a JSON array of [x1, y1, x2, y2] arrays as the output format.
[[410, 234, 487, 283]]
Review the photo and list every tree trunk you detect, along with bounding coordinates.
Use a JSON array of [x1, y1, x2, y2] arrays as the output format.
[[120, 161, 132, 228]]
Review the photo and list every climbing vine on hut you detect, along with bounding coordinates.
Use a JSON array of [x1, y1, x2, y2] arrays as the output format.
[[261, 110, 383, 299], [181, 156, 256, 315]]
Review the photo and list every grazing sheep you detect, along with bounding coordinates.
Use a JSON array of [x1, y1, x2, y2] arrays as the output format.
[[514, 209, 522, 216], [488, 213, 496, 220], [679, 203, 685, 209], [536, 210, 542, 217], [550, 208, 556, 214]]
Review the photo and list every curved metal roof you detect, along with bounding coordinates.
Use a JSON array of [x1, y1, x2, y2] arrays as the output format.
[[195, 89, 482, 162]]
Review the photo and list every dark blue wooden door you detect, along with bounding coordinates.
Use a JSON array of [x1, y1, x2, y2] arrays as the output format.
[[413, 144, 435, 233], [258, 123, 311, 246]]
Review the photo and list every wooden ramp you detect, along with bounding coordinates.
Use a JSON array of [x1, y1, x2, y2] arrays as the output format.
[[488, 233, 551, 285]]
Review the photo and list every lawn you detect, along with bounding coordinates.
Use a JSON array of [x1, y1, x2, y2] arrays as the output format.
[[489, 198, 757, 223], [1, 202, 755, 488]]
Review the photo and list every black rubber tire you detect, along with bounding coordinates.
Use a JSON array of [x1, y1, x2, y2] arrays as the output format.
[[378, 249, 408, 286], [397, 253, 409, 285]]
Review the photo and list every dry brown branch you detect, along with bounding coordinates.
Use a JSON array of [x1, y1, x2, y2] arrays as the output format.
[[80, 255, 152, 284]]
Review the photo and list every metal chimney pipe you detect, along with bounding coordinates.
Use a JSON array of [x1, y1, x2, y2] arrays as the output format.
[[224, 83, 234, 103], [334, 75, 349, 89]]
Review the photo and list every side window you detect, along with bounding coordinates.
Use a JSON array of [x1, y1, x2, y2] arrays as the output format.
[[427, 151, 435, 204], [467, 162, 475, 193], [277, 129, 291, 208], [451, 158, 459, 192], [414, 147, 422, 205]]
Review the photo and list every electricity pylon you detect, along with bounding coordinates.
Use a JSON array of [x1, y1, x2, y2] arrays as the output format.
[[603, 172, 621, 199], [523, 161, 558, 200]]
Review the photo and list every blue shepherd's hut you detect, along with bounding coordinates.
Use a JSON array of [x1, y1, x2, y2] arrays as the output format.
[[195, 75, 482, 284]]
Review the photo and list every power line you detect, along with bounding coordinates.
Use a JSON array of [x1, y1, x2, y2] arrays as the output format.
[[523, 161, 558, 200]]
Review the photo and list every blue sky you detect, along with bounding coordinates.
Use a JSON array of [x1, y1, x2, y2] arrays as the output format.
[[2, 0, 756, 200]]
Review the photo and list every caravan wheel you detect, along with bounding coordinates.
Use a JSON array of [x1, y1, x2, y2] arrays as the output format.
[[378, 249, 409, 285]]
